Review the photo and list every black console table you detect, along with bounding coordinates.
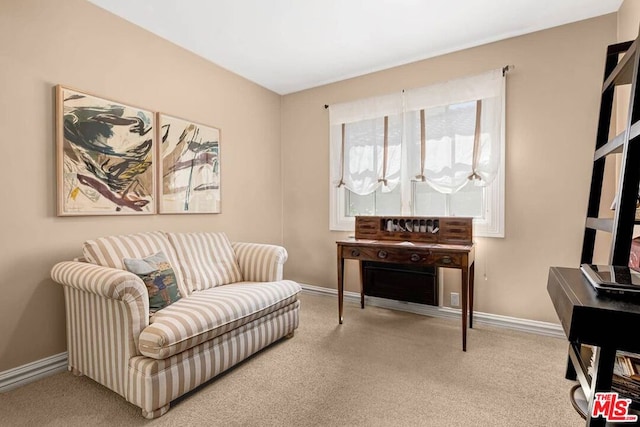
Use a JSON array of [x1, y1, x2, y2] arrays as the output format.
[[547, 266, 640, 426]]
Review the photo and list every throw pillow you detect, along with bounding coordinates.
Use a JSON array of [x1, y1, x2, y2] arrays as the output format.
[[123, 251, 182, 314]]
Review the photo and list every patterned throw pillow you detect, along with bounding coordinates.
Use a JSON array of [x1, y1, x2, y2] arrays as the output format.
[[123, 251, 182, 314]]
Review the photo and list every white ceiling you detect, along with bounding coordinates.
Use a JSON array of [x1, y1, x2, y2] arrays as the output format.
[[88, 0, 622, 95]]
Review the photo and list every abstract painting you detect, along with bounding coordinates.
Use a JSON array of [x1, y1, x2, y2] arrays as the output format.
[[56, 86, 155, 215], [158, 114, 221, 214]]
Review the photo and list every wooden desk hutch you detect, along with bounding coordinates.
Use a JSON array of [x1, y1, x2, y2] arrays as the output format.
[[336, 216, 475, 351]]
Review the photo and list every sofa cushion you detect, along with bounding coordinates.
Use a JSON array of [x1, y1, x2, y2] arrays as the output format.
[[123, 251, 182, 314], [83, 231, 189, 298], [166, 232, 243, 292], [137, 280, 301, 359]]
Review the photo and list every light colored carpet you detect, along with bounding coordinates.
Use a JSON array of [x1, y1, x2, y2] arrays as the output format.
[[0, 293, 583, 426]]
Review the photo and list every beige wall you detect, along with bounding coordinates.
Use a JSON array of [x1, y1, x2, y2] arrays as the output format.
[[616, 1, 640, 158], [281, 15, 618, 324], [619, 1, 640, 45], [616, 1, 639, 134], [612, 1, 640, 225], [0, 0, 283, 371]]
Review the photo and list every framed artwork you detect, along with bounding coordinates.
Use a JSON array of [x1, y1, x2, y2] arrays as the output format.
[[157, 113, 221, 214], [56, 86, 156, 216]]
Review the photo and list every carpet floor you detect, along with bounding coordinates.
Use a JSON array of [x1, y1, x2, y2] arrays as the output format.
[[0, 292, 583, 426]]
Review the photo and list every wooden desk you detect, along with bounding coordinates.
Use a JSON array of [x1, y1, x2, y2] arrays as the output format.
[[547, 267, 640, 426], [336, 238, 475, 351]]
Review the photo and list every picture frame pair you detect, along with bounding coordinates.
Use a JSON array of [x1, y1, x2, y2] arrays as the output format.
[[55, 85, 221, 216]]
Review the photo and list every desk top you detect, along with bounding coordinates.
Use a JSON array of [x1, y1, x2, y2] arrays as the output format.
[[337, 238, 474, 252], [547, 266, 640, 353]]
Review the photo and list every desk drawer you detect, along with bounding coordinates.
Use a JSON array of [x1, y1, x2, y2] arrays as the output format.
[[341, 246, 427, 264], [342, 246, 463, 267], [431, 253, 462, 267]]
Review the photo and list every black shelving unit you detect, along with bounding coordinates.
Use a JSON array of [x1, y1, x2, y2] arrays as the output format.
[[581, 36, 640, 266], [569, 32, 640, 426]]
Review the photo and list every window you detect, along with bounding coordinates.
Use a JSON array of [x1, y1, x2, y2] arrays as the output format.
[[329, 69, 505, 237]]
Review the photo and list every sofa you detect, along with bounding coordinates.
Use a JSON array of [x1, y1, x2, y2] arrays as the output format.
[[50, 231, 301, 419]]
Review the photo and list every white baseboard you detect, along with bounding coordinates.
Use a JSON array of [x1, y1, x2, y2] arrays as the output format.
[[0, 352, 68, 393], [300, 283, 565, 339]]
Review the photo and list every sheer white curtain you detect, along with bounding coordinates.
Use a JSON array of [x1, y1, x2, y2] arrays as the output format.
[[329, 68, 504, 197], [405, 69, 505, 193], [329, 93, 403, 195]]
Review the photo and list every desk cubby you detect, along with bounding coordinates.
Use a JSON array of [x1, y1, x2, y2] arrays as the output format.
[[354, 216, 473, 245]]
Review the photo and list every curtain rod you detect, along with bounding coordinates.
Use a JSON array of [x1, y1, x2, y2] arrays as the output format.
[[324, 64, 514, 109], [502, 64, 515, 76]]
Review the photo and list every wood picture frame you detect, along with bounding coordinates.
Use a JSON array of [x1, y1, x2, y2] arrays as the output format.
[[157, 113, 221, 214], [56, 85, 156, 216]]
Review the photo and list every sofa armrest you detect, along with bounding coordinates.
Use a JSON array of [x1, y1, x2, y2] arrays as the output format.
[[231, 242, 288, 282], [52, 261, 149, 307], [50, 261, 150, 397]]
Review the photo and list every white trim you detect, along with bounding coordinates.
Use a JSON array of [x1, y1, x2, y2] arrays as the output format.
[[472, 169, 504, 238], [0, 352, 68, 393], [329, 185, 353, 231], [300, 283, 565, 339]]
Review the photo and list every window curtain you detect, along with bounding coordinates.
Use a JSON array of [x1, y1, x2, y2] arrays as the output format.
[[405, 69, 505, 193], [329, 93, 403, 195], [329, 68, 504, 196]]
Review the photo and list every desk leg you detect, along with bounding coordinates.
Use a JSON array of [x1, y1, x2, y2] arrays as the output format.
[[469, 261, 475, 329], [461, 266, 468, 352], [338, 253, 344, 324], [359, 260, 365, 309], [586, 346, 616, 427]]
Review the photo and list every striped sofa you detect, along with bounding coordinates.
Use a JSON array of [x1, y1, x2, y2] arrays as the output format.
[[50, 231, 301, 419]]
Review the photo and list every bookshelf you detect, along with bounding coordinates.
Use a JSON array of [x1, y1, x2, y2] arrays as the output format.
[[569, 26, 640, 424]]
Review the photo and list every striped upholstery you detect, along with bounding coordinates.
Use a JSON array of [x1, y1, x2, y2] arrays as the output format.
[[51, 261, 150, 398], [128, 301, 299, 418], [82, 231, 190, 298], [51, 235, 299, 419], [166, 232, 243, 292], [138, 280, 300, 359], [232, 242, 288, 282]]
